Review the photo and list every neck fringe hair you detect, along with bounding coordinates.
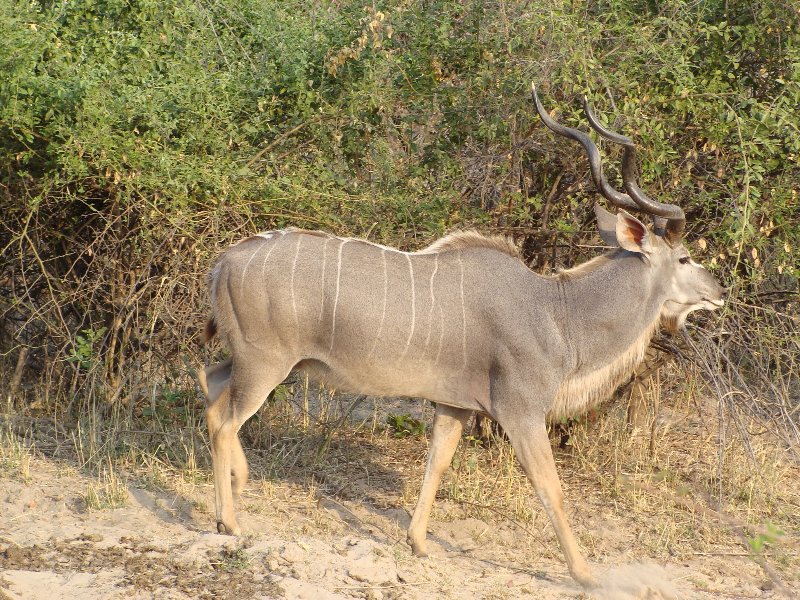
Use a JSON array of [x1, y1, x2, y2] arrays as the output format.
[[550, 316, 661, 421]]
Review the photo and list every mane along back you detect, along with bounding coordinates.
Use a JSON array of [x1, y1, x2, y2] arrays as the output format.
[[229, 227, 518, 258], [420, 230, 519, 258]]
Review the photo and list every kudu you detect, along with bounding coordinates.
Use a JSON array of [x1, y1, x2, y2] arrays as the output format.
[[197, 84, 725, 588]]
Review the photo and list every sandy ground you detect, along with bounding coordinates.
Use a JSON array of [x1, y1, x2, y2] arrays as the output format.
[[1, 442, 794, 600]]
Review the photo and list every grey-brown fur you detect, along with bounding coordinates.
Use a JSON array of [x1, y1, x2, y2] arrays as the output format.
[[197, 209, 724, 589]]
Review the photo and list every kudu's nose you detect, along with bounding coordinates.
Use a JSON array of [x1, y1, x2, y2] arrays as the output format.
[[708, 283, 728, 307]]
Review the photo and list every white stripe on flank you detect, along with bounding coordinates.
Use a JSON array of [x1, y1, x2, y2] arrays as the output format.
[[398, 254, 416, 362], [458, 253, 467, 369], [329, 239, 349, 352], [240, 240, 269, 293], [290, 235, 302, 330], [367, 249, 388, 360], [318, 237, 331, 323], [259, 236, 282, 278], [434, 304, 445, 366], [256, 232, 273, 240], [423, 254, 438, 353]]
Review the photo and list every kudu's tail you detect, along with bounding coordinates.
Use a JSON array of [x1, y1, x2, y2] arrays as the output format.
[[202, 317, 218, 345], [197, 317, 219, 407], [197, 317, 232, 409]]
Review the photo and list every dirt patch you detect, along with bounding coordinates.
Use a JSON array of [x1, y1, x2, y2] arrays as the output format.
[[0, 414, 797, 600], [0, 535, 281, 599]]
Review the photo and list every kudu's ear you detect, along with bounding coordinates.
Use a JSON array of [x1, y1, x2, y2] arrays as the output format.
[[594, 204, 619, 247], [615, 210, 653, 255]]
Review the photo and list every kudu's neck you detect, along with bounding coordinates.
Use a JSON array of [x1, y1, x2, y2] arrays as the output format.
[[543, 250, 665, 419], [560, 250, 664, 349]]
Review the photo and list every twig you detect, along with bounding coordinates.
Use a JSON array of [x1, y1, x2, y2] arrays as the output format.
[[318, 494, 403, 546], [244, 120, 318, 169], [334, 582, 428, 590], [314, 395, 366, 460], [451, 498, 555, 557]]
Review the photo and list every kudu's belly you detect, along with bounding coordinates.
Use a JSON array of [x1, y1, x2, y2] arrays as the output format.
[[293, 356, 489, 413]]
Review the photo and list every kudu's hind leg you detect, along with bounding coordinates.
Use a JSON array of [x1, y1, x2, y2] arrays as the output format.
[[502, 416, 596, 588], [198, 359, 247, 495], [204, 357, 291, 536], [407, 404, 471, 557]]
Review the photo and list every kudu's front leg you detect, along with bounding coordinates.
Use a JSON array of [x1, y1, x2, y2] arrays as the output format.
[[407, 404, 472, 556], [502, 414, 596, 589]]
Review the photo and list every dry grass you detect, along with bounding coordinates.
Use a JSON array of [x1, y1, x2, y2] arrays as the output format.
[[82, 457, 129, 510], [560, 358, 800, 590], [569, 402, 798, 544], [0, 421, 33, 483]]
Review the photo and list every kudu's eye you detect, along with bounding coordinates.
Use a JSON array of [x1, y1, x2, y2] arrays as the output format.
[[679, 256, 691, 265]]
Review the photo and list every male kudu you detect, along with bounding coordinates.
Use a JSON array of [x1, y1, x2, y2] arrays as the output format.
[[197, 84, 725, 588]]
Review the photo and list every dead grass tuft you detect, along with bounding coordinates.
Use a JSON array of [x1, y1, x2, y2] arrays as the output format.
[[83, 458, 128, 510], [0, 421, 33, 483]]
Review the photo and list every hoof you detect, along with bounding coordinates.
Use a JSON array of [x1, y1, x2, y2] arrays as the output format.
[[573, 571, 598, 590], [407, 539, 428, 558], [216, 521, 241, 536]]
